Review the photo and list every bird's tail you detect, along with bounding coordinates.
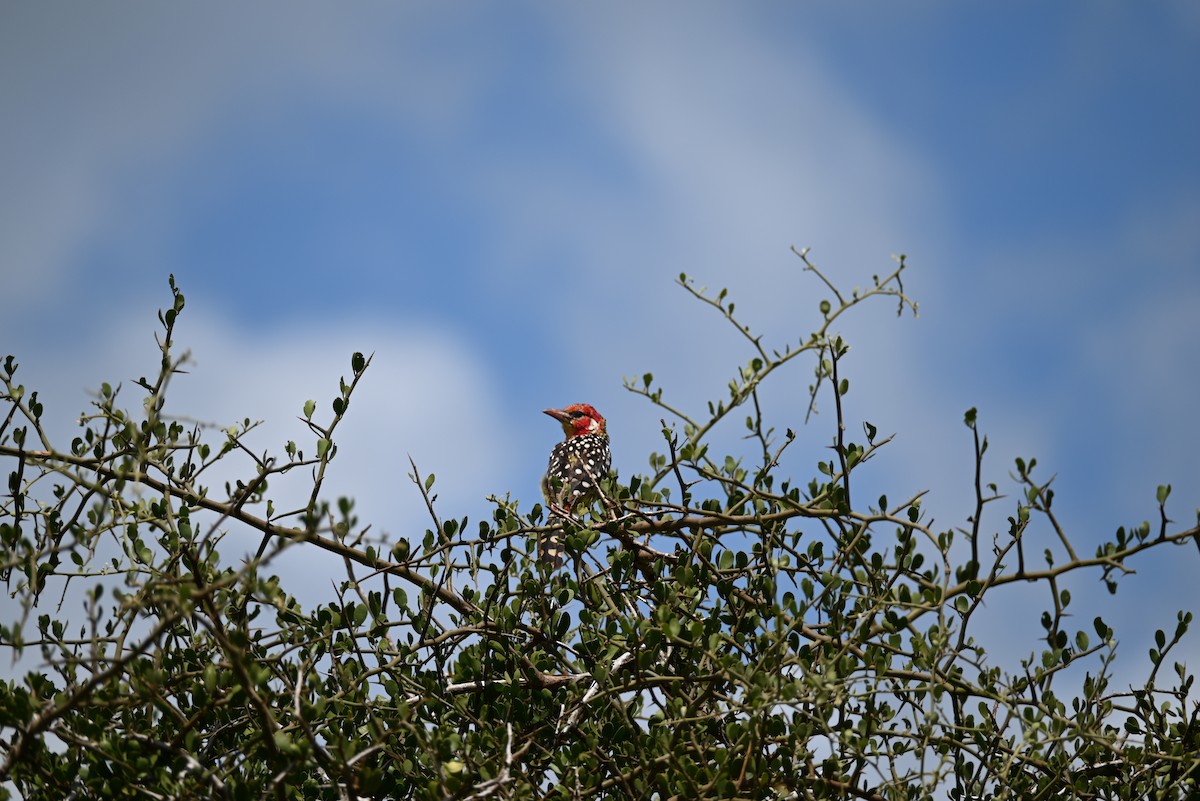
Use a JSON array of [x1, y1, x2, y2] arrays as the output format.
[[540, 515, 567, 569]]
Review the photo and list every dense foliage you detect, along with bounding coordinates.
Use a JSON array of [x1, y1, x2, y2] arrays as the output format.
[[2, 258, 1197, 800]]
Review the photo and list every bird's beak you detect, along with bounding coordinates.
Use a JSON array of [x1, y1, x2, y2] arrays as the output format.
[[543, 408, 570, 423]]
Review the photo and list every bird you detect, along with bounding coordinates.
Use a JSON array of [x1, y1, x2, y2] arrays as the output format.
[[540, 403, 611, 568]]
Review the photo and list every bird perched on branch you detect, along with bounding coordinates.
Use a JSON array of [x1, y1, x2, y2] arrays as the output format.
[[540, 403, 611, 568]]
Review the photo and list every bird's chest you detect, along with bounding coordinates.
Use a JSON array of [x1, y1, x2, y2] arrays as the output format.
[[543, 435, 610, 501], [551, 437, 609, 474]]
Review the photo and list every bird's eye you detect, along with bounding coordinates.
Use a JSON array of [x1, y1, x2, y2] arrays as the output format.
[[570, 411, 584, 419]]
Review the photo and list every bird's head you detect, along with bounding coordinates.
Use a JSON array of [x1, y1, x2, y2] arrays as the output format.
[[543, 403, 607, 438]]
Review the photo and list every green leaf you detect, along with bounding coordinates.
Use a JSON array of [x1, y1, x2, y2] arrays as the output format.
[[316, 438, 331, 458], [352, 352, 366, 374], [1156, 484, 1171, 504], [303, 399, 316, 419], [273, 731, 297, 754]]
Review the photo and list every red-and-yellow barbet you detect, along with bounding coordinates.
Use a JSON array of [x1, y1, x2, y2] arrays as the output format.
[[540, 403, 611, 568]]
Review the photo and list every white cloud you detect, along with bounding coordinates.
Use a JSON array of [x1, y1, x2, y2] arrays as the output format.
[[454, 5, 951, 475], [6, 304, 510, 612], [0, 4, 477, 298], [173, 310, 508, 519]]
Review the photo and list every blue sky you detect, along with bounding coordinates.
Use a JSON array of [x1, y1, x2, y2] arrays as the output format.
[[2, 3, 1198, 683]]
